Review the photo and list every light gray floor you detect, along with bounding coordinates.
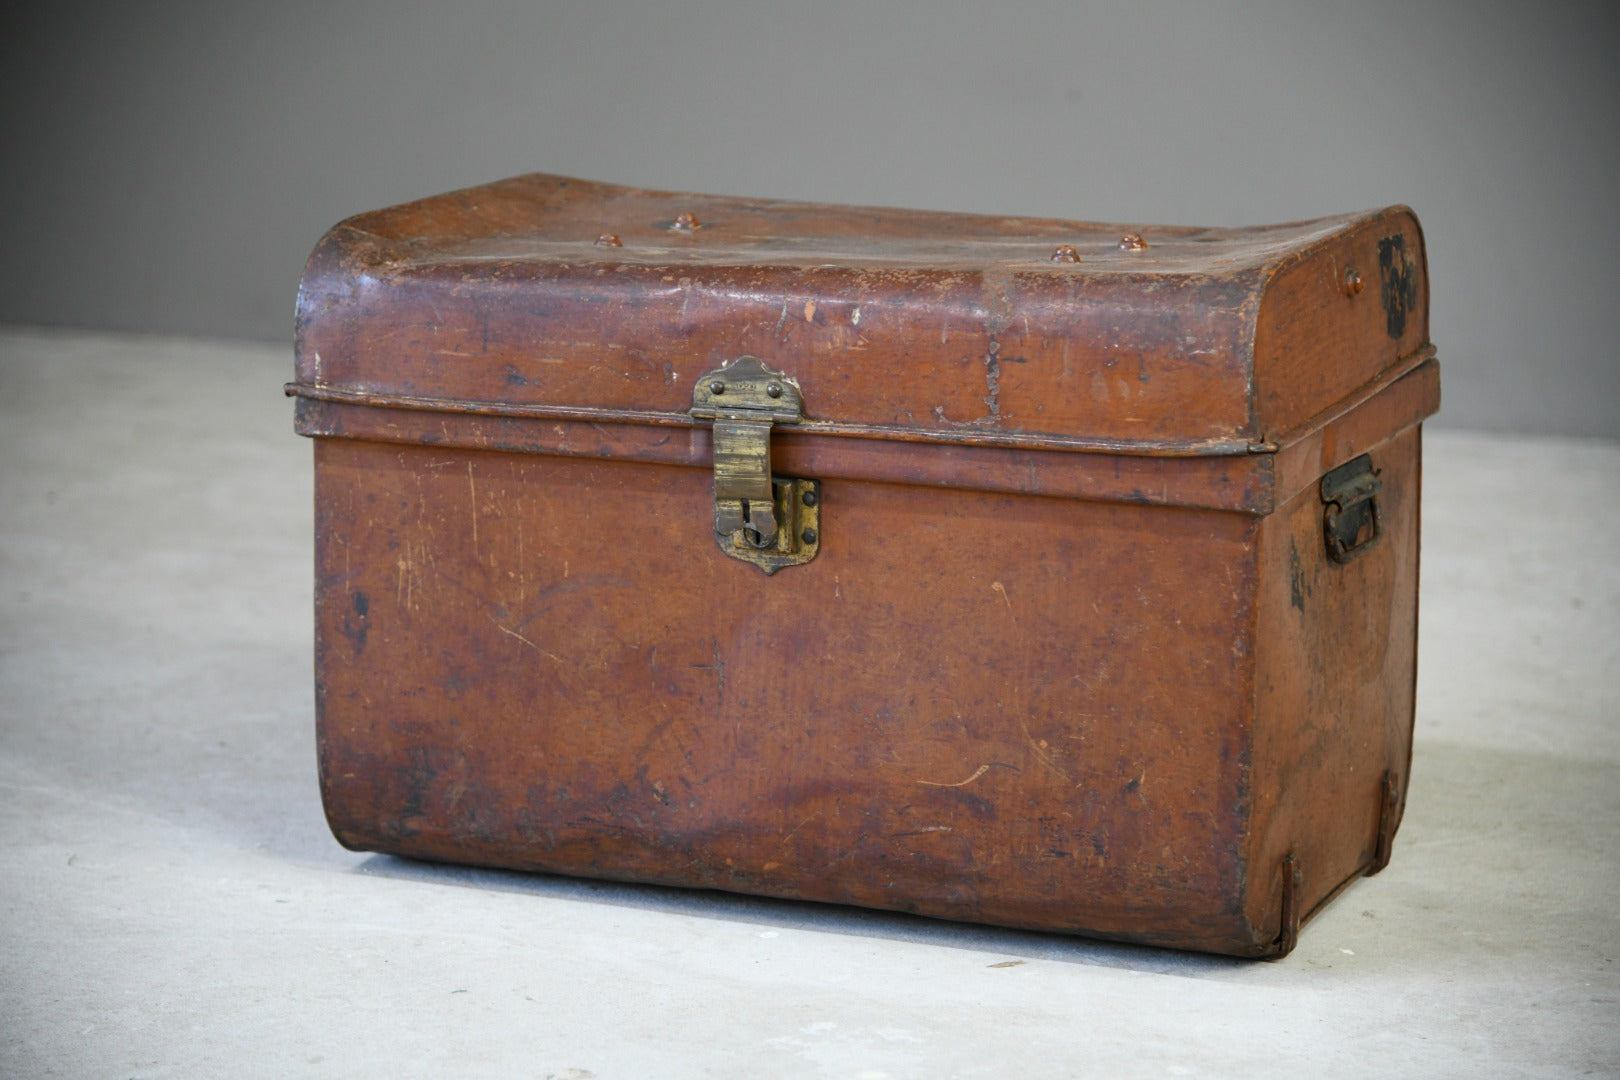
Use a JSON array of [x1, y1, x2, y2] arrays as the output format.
[[1, 326, 1615, 1078]]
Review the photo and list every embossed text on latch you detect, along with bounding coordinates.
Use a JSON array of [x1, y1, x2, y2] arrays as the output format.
[[690, 356, 819, 574]]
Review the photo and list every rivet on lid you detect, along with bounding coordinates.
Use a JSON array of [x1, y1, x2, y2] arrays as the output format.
[[671, 212, 701, 231], [1119, 233, 1148, 251], [595, 234, 622, 247], [1050, 245, 1081, 264]]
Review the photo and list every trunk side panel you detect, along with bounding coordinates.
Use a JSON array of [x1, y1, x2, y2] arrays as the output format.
[[1245, 424, 1423, 943], [1253, 209, 1430, 442]]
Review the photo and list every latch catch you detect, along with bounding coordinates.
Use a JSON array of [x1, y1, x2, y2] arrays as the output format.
[[691, 356, 820, 574]]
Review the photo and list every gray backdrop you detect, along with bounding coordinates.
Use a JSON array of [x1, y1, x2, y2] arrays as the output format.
[[3, 1, 1615, 436]]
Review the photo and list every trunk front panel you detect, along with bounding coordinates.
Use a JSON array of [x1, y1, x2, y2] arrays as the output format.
[[313, 440, 1263, 952]]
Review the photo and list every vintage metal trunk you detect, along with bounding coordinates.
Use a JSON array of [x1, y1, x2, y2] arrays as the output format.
[[288, 174, 1438, 957]]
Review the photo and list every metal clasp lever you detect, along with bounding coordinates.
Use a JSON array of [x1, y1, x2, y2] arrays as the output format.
[[711, 418, 779, 546]]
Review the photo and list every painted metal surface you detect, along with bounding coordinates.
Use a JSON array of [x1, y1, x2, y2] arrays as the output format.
[[289, 175, 1438, 957]]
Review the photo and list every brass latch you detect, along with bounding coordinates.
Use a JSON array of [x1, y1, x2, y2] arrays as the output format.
[[690, 356, 820, 574]]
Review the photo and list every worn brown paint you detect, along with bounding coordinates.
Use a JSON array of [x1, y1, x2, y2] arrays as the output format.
[[289, 174, 1438, 957]]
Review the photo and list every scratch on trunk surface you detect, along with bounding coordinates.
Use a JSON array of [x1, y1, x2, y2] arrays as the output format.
[[1022, 722, 1076, 785], [466, 462, 478, 551], [778, 815, 816, 849], [492, 618, 563, 663], [918, 764, 991, 788]]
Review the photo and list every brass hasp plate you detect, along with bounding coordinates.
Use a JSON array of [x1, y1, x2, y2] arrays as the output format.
[[690, 356, 820, 574]]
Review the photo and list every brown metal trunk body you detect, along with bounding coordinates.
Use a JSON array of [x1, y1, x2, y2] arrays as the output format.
[[290, 175, 1437, 957]]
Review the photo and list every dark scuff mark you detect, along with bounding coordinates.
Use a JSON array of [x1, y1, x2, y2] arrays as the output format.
[[713, 637, 726, 699], [504, 365, 530, 386], [1378, 234, 1417, 339], [1288, 539, 1310, 613], [918, 785, 997, 820], [341, 590, 369, 654], [399, 746, 440, 824], [635, 764, 674, 807]]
